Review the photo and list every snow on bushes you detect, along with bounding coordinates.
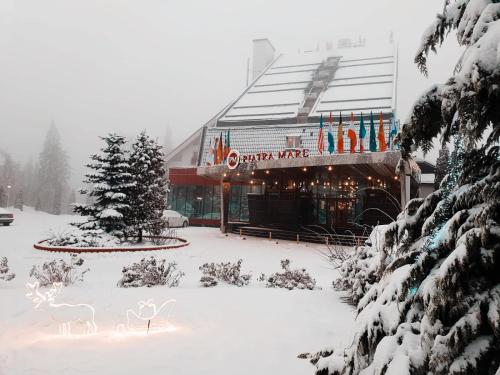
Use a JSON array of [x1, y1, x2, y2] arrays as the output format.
[[29, 254, 90, 287], [44, 227, 120, 248], [266, 259, 317, 290], [199, 259, 251, 287], [117, 257, 184, 288], [0, 257, 15, 282], [332, 226, 387, 305]]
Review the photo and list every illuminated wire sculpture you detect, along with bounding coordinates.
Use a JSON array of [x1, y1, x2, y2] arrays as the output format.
[[26, 281, 97, 336]]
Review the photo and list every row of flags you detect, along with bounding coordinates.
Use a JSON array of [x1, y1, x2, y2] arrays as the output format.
[[317, 111, 398, 155], [206, 112, 398, 166], [206, 129, 231, 166]]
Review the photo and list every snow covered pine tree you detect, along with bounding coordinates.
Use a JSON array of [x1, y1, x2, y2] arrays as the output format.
[[434, 144, 449, 190], [73, 134, 134, 237], [128, 131, 168, 243], [314, 1, 500, 374]]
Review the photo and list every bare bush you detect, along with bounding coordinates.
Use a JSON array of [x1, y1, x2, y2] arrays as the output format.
[[0, 257, 15, 282], [29, 254, 90, 287], [199, 259, 251, 287], [266, 259, 317, 290], [332, 225, 387, 305], [145, 226, 179, 246], [117, 257, 184, 288]]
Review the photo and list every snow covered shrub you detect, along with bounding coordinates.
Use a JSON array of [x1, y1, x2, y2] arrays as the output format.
[[0, 257, 15, 282], [199, 259, 251, 287], [314, 2, 500, 373], [266, 259, 317, 290], [29, 254, 89, 287], [117, 257, 184, 288], [332, 226, 388, 305], [44, 228, 120, 248]]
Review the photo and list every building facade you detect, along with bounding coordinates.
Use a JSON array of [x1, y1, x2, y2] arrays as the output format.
[[167, 38, 425, 234]]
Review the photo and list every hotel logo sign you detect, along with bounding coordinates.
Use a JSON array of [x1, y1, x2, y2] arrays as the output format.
[[226, 149, 240, 170]]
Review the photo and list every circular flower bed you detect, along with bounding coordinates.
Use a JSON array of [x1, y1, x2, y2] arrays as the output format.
[[33, 236, 189, 253]]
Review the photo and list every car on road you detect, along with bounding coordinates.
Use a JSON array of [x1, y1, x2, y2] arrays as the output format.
[[0, 208, 14, 226], [163, 210, 189, 228]]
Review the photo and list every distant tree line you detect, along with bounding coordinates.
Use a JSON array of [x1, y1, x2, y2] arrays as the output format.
[[0, 123, 75, 214]]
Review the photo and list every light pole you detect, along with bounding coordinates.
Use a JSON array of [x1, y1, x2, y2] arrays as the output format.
[[6, 185, 11, 207]]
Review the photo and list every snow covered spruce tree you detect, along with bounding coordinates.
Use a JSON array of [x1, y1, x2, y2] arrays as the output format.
[[314, 2, 500, 374], [128, 131, 167, 242], [434, 144, 449, 189], [36, 123, 69, 214], [73, 134, 134, 237]]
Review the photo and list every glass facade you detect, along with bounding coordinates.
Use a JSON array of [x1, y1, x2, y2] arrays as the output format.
[[169, 184, 260, 222], [169, 184, 221, 221]]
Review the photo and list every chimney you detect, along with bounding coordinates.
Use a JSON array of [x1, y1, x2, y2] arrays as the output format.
[[252, 38, 275, 81]]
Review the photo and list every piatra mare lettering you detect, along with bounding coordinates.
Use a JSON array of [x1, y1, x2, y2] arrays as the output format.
[[241, 149, 309, 163]]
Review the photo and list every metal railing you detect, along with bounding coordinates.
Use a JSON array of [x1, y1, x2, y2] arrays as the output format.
[[232, 225, 367, 246]]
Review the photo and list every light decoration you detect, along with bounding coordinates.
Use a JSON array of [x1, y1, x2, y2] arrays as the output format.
[[26, 282, 97, 336], [121, 298, 177, 335]]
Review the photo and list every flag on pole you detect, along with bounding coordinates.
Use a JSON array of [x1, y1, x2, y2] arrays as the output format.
[[389, 117, 398, 150], [378, 112, 387, 152], [223, 129, 231, 161], [337, 112, 344, 153], [327, 112, 335, 154], [217, 132, 224, 164], [207, 138, 214, 166], [369, 111, 377, 152], [317, 114, 325, 155], [347, 112, 357, 153], [359, 113, 366, 153]]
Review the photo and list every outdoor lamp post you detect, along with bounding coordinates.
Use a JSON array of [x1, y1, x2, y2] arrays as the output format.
[[6, 185, 12, 207]]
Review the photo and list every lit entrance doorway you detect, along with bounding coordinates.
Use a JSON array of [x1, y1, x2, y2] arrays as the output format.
[[318, 198, 355, 228]]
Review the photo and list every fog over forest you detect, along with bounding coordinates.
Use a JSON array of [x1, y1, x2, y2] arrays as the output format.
[[1, 0, 461, 189]]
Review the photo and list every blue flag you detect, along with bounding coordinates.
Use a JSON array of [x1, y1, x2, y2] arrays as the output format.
[[369, 111, 377, 152]]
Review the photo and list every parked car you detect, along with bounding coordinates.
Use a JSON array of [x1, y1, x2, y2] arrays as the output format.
[[0, 208, 14, 226], [163, 210, 189, 228]]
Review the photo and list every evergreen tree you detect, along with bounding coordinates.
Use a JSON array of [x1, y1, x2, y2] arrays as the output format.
[[129, 131, 167, 242], [67, 189, 77, 214], [0, 187, 6, 208], [315, 2, 500, 374], [14, 190, 23, 211], [434, 144, 449, 189], [21, 158, 37, 207], [36, 123, 69, 214], [73, 134, 134, 237], [163, 125, 173, 156]]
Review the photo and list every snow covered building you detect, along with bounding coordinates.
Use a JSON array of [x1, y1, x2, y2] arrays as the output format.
[[166, 38, 423, 234]]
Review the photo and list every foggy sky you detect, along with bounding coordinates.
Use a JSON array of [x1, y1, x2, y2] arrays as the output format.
[[0, 0, 461, 187]]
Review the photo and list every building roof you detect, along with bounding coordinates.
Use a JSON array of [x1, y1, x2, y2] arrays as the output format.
[[216, 41, 397, 127]]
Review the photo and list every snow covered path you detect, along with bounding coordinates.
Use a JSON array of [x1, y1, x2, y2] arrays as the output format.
[[0, 209, 355, 375]]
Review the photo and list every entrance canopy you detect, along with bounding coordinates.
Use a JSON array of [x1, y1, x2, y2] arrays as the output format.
[[197, 150, 405, 181]]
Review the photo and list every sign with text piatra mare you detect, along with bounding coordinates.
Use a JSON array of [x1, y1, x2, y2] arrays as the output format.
[[227, 149, 310, 168]]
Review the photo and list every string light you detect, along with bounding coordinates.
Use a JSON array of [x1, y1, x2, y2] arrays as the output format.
[[26, 282, 97, 336]]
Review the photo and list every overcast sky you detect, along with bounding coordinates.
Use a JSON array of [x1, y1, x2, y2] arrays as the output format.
[[0, 0, 461, 187]]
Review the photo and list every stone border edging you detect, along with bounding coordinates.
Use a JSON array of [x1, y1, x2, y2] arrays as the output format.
[[33, 236, 190, 253]]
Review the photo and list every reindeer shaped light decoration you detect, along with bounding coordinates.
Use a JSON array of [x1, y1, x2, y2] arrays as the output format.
[[124, 298, 177, 334], [26, 282, 97, 336]]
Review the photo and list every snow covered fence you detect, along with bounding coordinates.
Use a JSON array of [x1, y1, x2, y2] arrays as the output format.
[[33, 235, 190, 253]]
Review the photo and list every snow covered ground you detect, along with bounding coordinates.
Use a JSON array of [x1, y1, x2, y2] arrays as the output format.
[[0, 209, 355, 375]]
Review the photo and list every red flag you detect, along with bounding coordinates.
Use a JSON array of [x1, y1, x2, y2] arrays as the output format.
[[378, 112, 387, 152], [337, 112, 344, 154], [347, 112, 358, 153], [317, 114, 325, 155]]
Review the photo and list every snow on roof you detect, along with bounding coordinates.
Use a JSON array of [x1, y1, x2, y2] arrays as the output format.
[[218, 42, 397, 124]]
